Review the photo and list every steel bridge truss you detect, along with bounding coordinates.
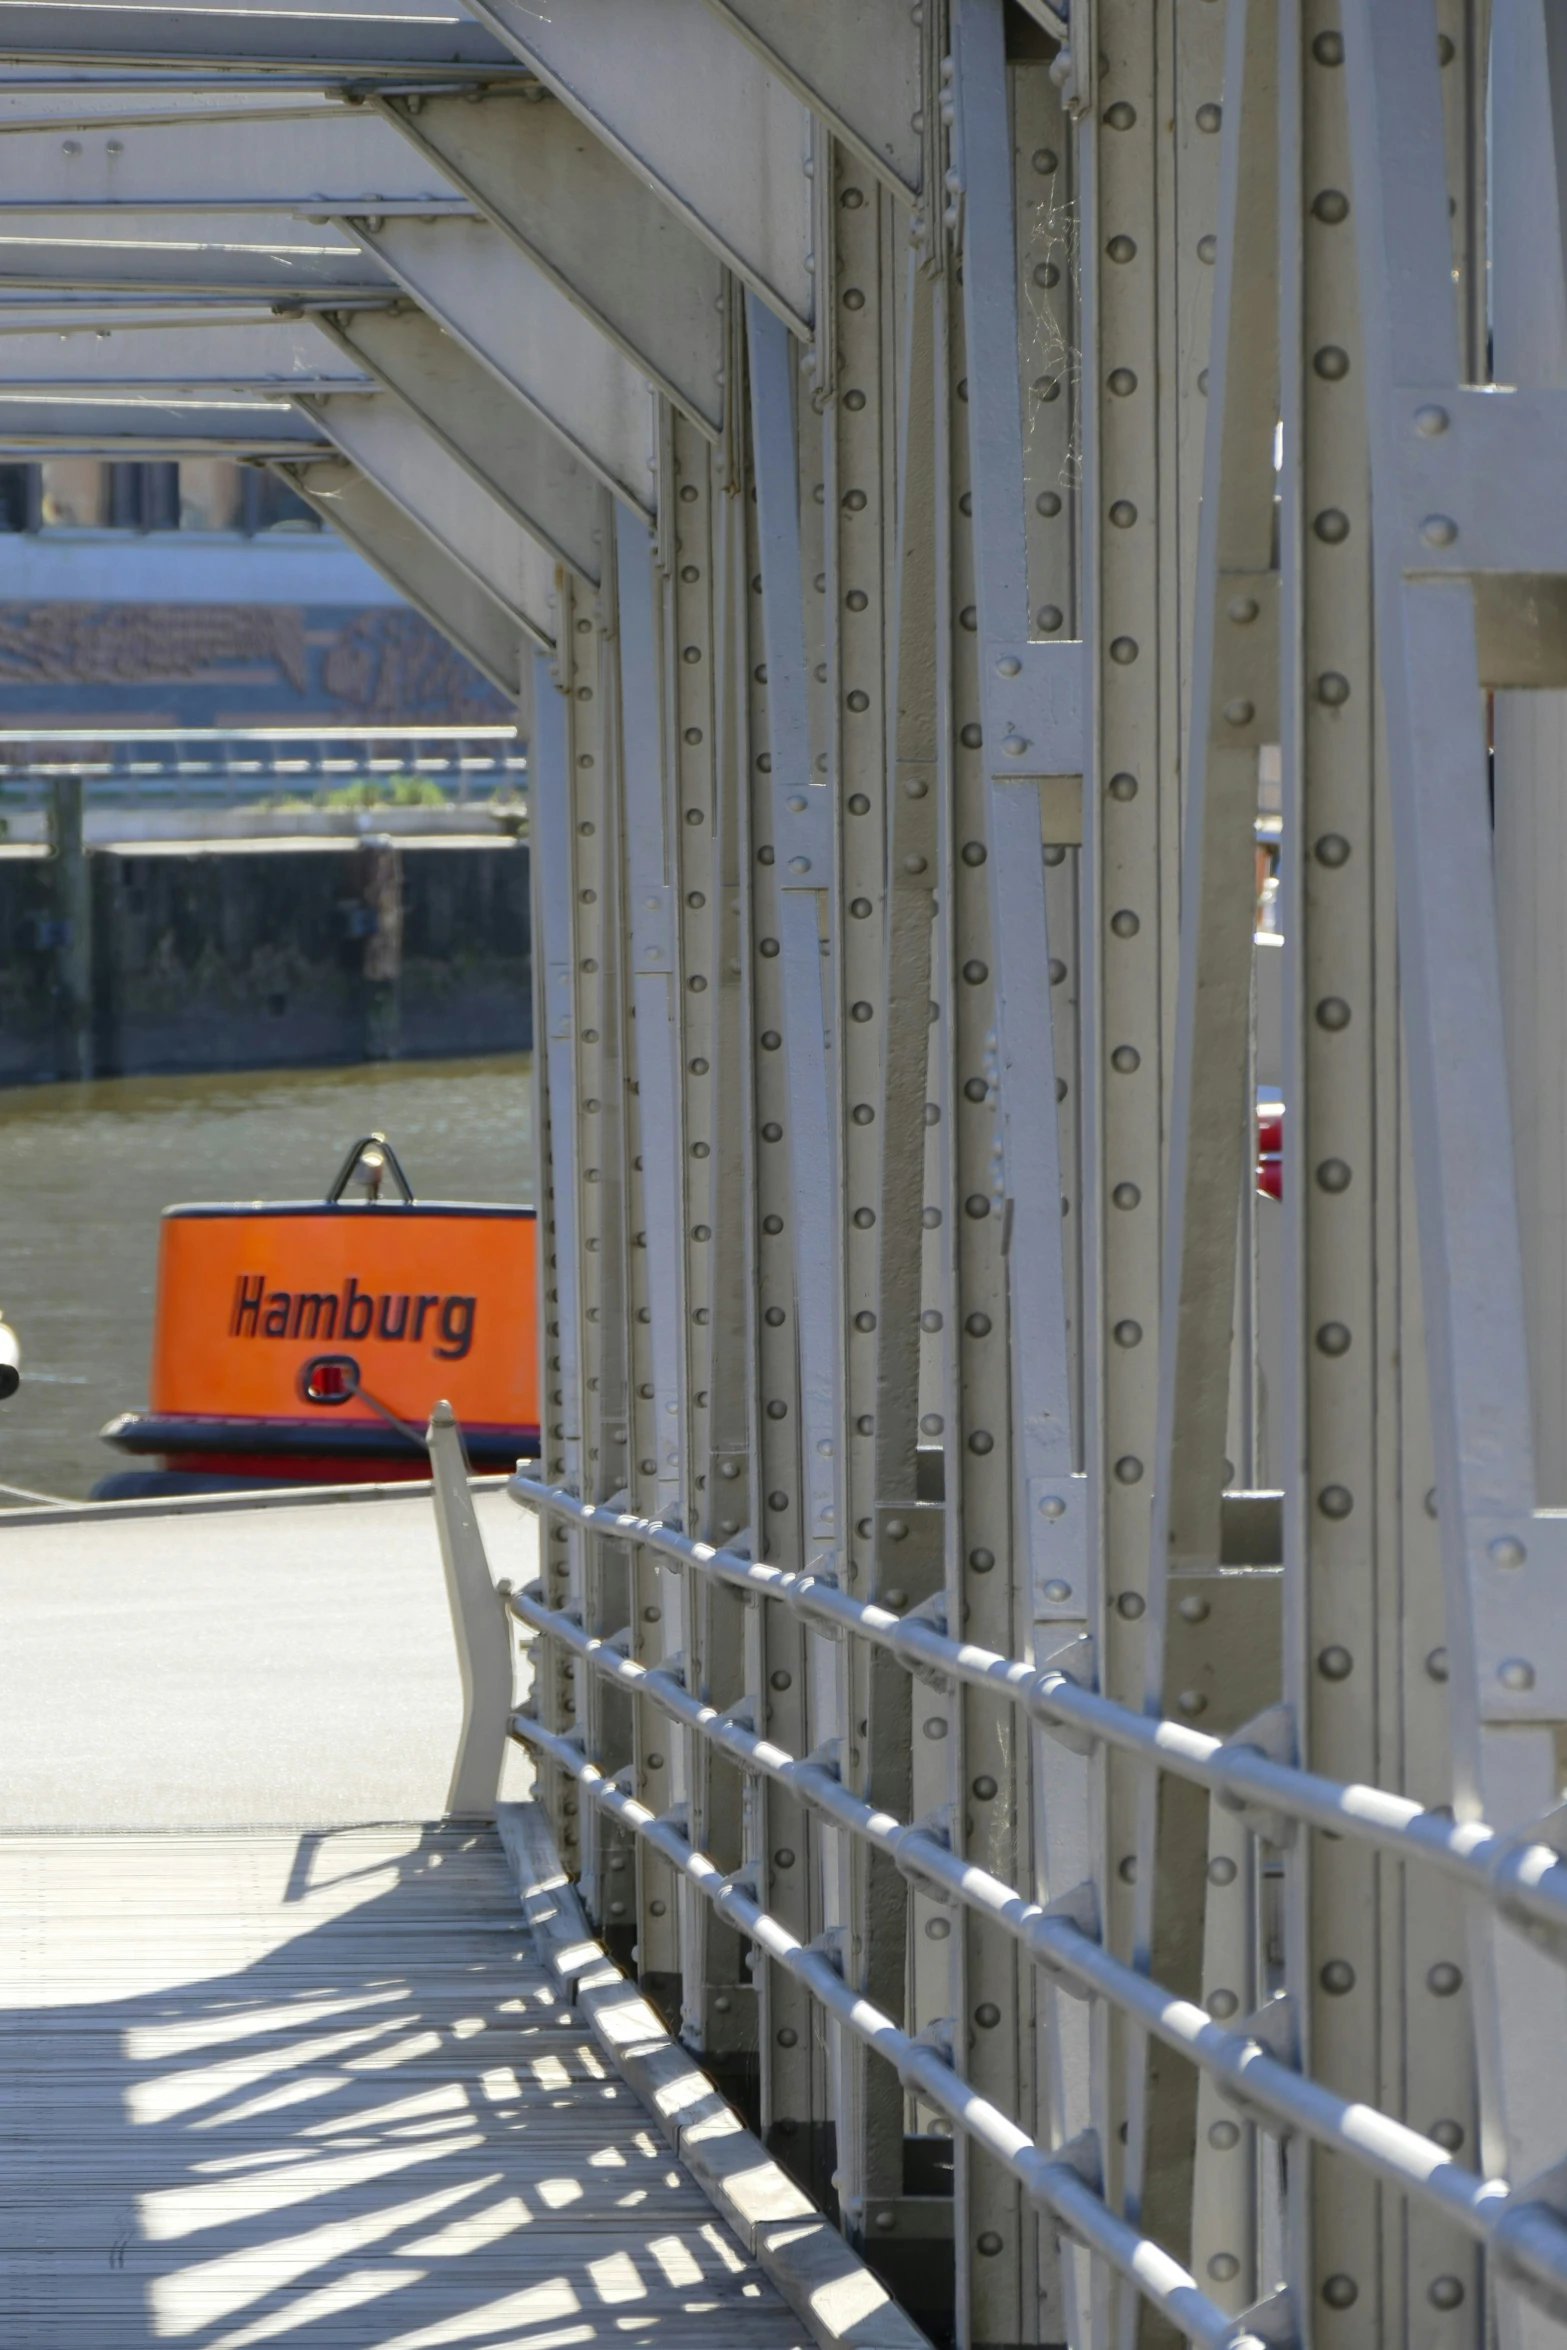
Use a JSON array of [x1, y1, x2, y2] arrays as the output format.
[[14, 3, 1567, 2346]]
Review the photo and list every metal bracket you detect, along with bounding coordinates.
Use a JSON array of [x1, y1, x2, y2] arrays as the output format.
[[1036, 1879, 1100, 2000], [1041, 2127, 1105, 2246], [1223, 2283, 1298, 2350], [894, 1806, 955, 1902], [1241, 1991, 1298, 2071], [1035, 1633, 1097, 1755], [980, 638, 1085, 776], [1490, 1802, 1567, 1961], [1211, 1703, 1299, 1846], [805, 1925, 846, 1975], [872, 1501, 945, 1609]]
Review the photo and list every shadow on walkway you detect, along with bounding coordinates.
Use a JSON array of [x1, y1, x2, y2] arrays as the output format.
[[0, 1820, 799, 2350]]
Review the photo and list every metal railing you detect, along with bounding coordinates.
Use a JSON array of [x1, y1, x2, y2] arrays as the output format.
[[0, 726, 525, 810], [505, 1475, 1567, 2341]]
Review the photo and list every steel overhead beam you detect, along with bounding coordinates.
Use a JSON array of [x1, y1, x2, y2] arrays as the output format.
[[274, 454, 530, 693], [692, 0, 921, 196], [0, 315, 375, 390], [0, 106, 471, 210], [292, 386, 560, 646], [0, 1, 519, 76], [0, 212, 392, 299], [310, 302, 605, 582], [340, 211, 655, 516], [375, 87, 726, 435], [0, 293, 393, 325], [458, 0, 813, 334], [0, 85, 356, 127], [0, 392, 325, 454]]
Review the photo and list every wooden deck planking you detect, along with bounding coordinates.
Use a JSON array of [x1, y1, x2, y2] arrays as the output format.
[[0, 1823, 808, 2350]]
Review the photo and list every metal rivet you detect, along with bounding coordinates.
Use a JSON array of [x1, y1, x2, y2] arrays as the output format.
[[1318, 1645, 1354, 1681], [1320, 1959, 1355, 1994], [1209, 2119, 1241, 2150], [1425, 1647, 1449, 1683], [1208, 1855, 1236, 1884], [1043, 1579, 1072, 1602], [1413, 404, 1449, 436], [1002, 733, 1029, 756], [1205, 1988, 1238, 2019], [1223, 697, 1255, 727], [996, 655, 1021, 677], [1420, 514, 1458, 547], [1040, 1494, 1067, 1519], [1489, 1535, 1527, 1568], [1117, 1591, 1146, 1619], [1499, 1658, 1536, 1691], [1427, 1961, 1463, 1996], [1429, 2277, 1465, 2311], [1322, 2275, 1358, 2309]]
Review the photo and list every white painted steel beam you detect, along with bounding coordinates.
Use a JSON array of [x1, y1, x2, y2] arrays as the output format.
[[0, 104, 467, 208], [0, 1, 518, 75], [0, 392, 324, 451], [0, 211, 391, 297], [458, 0, 814, 332], [340, 210, 656, 514], [310, 302, 606, 582], [292, 385, 559, 647], [0, 316, 374, 389], [374, 86, 727, 433], [693, 0, 922, 195], [274, 453, 530, 691]]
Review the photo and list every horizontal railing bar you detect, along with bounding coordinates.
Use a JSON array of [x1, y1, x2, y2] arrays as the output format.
[[507, 1708, 1261, 2350], [506, 1579, 1517, 2250], [509, 1475, 1567, 1956]]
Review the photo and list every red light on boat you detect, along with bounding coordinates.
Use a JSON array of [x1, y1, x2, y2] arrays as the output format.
[[300, 1354, 360, 1406]]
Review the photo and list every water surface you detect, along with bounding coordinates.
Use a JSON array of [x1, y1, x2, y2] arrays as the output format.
[[0, 1056, 532, 1497]]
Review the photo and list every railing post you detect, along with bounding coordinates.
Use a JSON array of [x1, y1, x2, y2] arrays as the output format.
[[428, 1402, 514, 1816]]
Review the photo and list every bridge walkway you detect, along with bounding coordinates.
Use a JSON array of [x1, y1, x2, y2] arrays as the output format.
[[0, 1488, 822, 2350]]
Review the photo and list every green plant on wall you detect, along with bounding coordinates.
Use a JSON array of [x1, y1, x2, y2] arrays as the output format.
[[322, 774, 451, 809]]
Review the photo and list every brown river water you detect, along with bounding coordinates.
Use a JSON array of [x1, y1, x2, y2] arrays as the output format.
[[0, 1055, 532, 1498]]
